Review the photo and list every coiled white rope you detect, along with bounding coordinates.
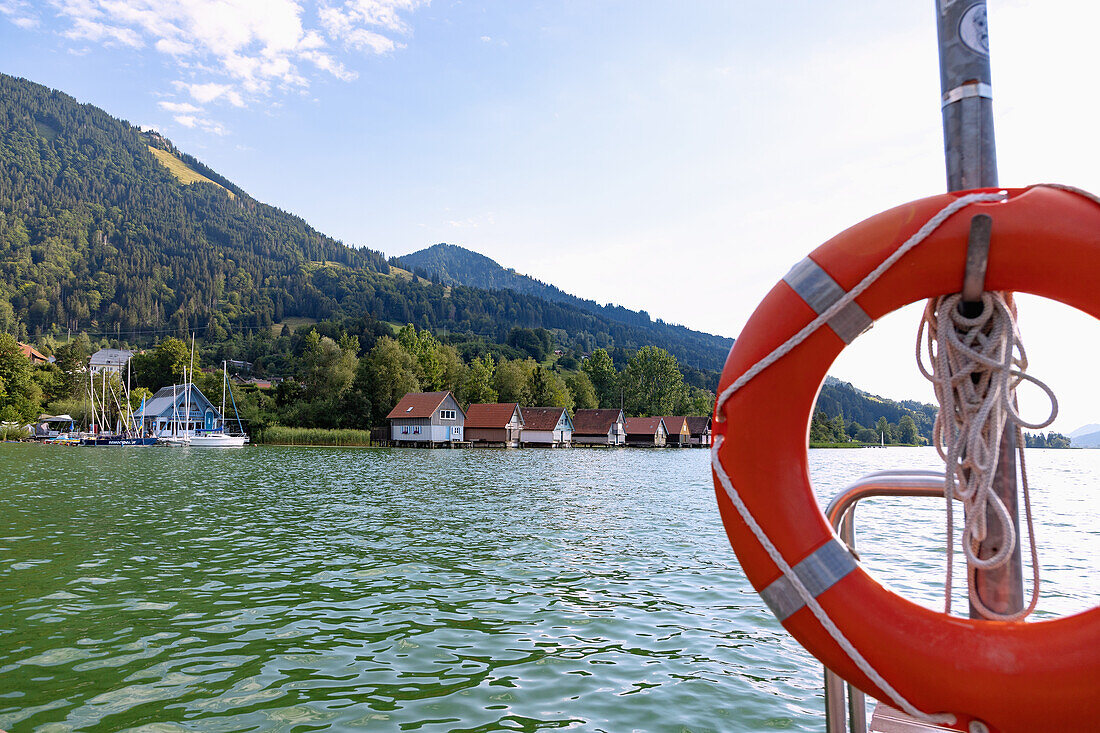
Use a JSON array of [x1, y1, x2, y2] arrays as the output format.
[[917, 292, 1055, 620]]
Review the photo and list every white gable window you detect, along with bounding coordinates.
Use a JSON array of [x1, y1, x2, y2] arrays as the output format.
[[440, 409, 456, 420]]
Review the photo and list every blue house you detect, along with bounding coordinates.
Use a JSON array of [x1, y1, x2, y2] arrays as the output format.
[[140, 384, 224, 438]]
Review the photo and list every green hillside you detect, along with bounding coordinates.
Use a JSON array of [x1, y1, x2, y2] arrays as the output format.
[[400, 243, 733, 373], [812, 376, 938, 443], [0, 73, 730, 379], [0, 73, 389, 338]]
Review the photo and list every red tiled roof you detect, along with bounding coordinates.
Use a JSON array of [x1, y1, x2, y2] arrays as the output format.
[[520, 406, 567, 431], [625, 416, 666, 436], [661, 416, 688, 435], [685, 416, 712, 435], [573, 409, 623, 435], [18, 342, 48, 363], [386, 391, 455, 419], [465, 403, 521, 429]]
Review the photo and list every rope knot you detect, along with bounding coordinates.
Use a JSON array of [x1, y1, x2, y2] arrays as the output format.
[[918, 290, 1056, 620]]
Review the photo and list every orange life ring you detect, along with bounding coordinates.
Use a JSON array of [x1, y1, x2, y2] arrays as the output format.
[[712, 186, 1100, 733]]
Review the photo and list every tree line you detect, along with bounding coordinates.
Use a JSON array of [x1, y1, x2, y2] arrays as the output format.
[[0, 320, 714, 439], [809, 410, 923, 445]]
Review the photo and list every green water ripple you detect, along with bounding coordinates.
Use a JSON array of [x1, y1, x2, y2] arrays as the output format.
[[2, 445, 822, 732], [3, 444, 1094, 731]]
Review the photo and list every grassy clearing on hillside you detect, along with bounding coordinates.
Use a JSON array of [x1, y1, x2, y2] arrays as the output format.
[[148, 146, 235, 199], [273, 317, 318, 335], [34, 120, 58, 140], [388, 265, 431, 285]]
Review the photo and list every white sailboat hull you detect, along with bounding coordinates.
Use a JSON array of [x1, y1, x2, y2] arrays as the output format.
[[189, 433, 248, 447]]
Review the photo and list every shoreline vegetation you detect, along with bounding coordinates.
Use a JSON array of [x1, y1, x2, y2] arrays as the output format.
[[809, 441, 921, 449], [0, 328, 1075, 450], [253, 427, 373, 446], [0, 328, 716, 442]]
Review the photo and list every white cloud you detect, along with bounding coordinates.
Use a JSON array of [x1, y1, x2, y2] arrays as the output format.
[[174, 81, 246, 107], [479, 35, 490, 43], [318, 4, 401, 53], [155, 37, 193, 55], [62, 16, 144, 47], [173, 113, 226, 135], [158, 101, 202, 113], [0, 0, 38, 27], [32, 0, 427, 114]]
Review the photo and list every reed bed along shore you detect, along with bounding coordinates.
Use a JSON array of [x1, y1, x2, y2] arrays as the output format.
[[252, 427, 374, 447]]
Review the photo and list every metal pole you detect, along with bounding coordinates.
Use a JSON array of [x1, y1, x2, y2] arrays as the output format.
[[935, 0, 1024, 617], [936, 0, 997, 191]]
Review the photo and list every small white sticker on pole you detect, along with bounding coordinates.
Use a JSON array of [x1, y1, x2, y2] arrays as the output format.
[[958, 3, 989, 56]]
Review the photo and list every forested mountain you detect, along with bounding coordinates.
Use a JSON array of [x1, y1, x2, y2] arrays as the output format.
[[813, 376, 939, 443], [0, 73, 731, 375], [400, 243, 733, 371], [0, 73, 387, 336]]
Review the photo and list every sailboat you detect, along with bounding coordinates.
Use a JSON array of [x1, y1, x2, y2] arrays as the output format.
[[160, 334, 199, 445], [81, 358, 157, 446], [159, 380, 190, 445], [189, 361, 249, 447]]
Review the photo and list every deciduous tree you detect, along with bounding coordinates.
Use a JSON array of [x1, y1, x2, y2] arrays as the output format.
[[583, 348, 619, 408], [620, 346, 685, 417]]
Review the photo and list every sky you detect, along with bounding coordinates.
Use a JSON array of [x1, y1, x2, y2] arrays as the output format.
[[2, 0, 1099, 433]]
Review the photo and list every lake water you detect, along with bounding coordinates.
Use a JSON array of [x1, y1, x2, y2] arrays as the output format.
[[1, 444, 1096, 732]]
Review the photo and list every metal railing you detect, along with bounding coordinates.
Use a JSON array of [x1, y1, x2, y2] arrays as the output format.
[[822, 470, 948, 733]]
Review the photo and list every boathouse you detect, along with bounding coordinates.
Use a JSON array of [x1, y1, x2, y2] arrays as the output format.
[[141, 384, 224, 438], [465, 403, 524, 447], [386, 391, 466, 445], [660, 416, 691, 447], [572, 408, 626, 446], [520, 406, 573, 447], [624, 416, 669, 447], [685, 416, 712, 447]]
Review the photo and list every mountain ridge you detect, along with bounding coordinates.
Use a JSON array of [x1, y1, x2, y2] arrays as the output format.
[[399, 243, 734, 370], [0, 72, 730, 375]]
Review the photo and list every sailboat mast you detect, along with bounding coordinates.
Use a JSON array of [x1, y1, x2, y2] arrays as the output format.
[[186, 334, 195, 436], [126, 356, 133, 435], [221, 360, 227, 430], [89, 366, 96, 433]]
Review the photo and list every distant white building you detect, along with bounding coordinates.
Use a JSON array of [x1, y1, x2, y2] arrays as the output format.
[[89, 348, 133, 376]]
